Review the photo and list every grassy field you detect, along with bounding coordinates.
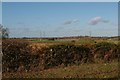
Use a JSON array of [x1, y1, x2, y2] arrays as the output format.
[[2, 60, 118, 78], [28, 37, 118, 46]]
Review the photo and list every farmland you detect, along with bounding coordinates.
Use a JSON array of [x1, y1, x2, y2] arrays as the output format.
[[2, 36, 119, 78]]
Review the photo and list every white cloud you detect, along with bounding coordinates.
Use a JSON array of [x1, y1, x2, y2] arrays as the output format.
[[73, 19, 79, 23], [89, 16, 102, 25], [63, 19, 79, 25], [89, 16, 109, 25]]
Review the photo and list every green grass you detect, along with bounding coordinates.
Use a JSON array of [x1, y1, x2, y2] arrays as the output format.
[[2, 60, 118, 78], [29, 39, 71, 44], [28, 38, 118, 46]]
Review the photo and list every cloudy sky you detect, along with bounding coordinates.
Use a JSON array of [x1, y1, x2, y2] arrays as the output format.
[[2, 2, 118, 37]]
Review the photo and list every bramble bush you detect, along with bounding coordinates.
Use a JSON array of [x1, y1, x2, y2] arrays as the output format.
[[42, 44, 93, 69], [2, 39, 40, 72], [93, 42, 118, 61]]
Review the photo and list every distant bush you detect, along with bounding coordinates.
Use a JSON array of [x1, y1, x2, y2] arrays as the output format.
[[47, 38, 55, 41]]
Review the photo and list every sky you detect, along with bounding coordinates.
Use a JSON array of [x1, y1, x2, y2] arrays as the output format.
[[2, 2, 118, 37], [2, 0, 120, 2]]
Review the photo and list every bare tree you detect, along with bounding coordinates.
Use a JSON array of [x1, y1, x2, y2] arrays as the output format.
[[0, 24, 9, 38]]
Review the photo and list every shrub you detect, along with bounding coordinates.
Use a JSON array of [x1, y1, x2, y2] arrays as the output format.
[[112, 43, 120, 59], [2, 39, 40, 72], [42, 44, 93, 69], [93, 42, 117, 61]]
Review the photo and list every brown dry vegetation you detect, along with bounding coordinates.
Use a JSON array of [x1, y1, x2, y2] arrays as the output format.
[[2, 37, 119, 78]]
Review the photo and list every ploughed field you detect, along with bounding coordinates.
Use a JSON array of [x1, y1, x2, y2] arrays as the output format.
[[2, 37, 119, 78]]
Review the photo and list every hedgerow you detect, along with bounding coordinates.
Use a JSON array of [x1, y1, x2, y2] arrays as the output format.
[[42, 44, 93, 69], [2, 39, 40, 72], [2, 39, 119, 72], [93, 42, 118, 61]]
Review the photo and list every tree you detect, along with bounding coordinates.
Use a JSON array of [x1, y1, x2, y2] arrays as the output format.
[[0, 24, 9, 38]]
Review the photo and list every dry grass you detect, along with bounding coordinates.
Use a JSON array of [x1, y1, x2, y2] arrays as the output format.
[[2, 60, 118, 78]]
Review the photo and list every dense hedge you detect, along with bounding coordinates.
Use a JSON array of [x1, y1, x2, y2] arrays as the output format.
[[2, 39, 40, 72], [2, 40, 119, 72], [93, 42, 118, 61], [42, 44, 93, 69]]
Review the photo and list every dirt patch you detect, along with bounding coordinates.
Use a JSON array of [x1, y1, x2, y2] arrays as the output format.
[[29, 43, 48, 49]]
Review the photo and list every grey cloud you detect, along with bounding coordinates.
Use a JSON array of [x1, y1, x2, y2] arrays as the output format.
[[63, 19, 79, 25], [64, 20, 73, 25]]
